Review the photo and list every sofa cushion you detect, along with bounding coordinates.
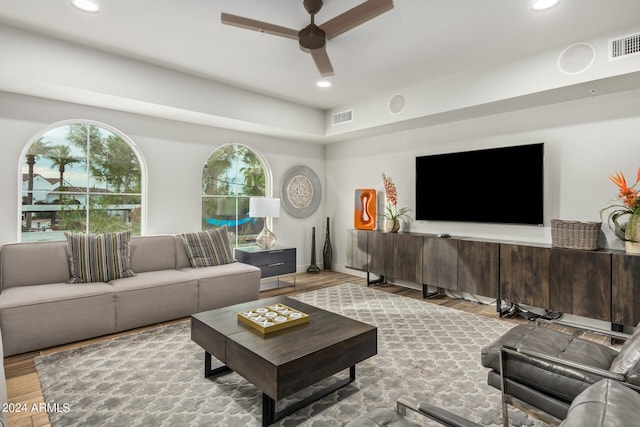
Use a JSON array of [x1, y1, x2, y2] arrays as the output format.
[[560, 379, 640, 427], [109, 270, 198, 331], [129, 235, 177, 272], [481, 324, 619, 403], [65, 231, 136, 283], [180, 227, 235, 267], [0, 283, 116, 356], [109, 269, 196, 290], [180, 262, 261, 311], [0, 240, 70, 289]]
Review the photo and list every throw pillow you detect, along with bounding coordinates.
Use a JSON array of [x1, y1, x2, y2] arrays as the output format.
[[181, 227, 235, 268], [65, 230, 136, 283]]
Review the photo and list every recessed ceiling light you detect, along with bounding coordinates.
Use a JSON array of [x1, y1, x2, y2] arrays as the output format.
[[72, 0, 101, 13], [316, 80, 332, 88], [530, 0, 559, 11]]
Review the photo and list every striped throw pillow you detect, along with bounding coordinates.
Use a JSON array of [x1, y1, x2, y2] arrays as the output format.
[[181, 226, 236, 267], [65, 231, 136, 283]]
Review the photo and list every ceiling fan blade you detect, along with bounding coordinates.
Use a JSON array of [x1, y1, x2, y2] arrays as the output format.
[[310, 47, 334, 77], [221, 12, 299, 40], [320, 0, 393, 40]]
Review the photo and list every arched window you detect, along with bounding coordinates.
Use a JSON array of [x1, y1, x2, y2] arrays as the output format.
[[20, 122, 144, 242], [202, 144, 269, 247]]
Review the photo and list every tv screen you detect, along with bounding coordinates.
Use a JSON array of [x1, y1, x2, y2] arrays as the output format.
[[415, 143, 544, 225]]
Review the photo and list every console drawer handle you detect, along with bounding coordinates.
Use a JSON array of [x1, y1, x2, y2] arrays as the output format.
[[268, 250, 284, 254], [268, 262, 284, 267]]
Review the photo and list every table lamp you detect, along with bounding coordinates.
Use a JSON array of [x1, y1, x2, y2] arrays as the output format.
[[249, 197, 281, 249]]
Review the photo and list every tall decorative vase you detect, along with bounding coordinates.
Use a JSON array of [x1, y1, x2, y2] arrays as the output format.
[[323, 217, 333, 270], [625, 216, 640, 254], [307, 227, 321, 273]]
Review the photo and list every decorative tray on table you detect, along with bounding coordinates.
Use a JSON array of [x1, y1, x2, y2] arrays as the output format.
[[238, 304, 309, 334]]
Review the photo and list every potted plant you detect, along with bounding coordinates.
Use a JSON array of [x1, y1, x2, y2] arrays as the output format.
[[600, 166, 640, 253], [381, 173, 411, 232]]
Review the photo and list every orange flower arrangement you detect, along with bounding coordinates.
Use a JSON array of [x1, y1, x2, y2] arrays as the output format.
[[601, 166, 640, 241], [381, 173, 410, 222]]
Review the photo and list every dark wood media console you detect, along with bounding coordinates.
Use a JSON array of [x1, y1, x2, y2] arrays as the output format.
[[346, 229, 640, 327]]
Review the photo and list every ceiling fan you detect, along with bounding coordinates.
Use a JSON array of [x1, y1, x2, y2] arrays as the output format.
[[221, 0, 394, 77]]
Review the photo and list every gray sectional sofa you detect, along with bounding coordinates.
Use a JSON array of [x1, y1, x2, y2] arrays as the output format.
[[0, 234, 261, 357]]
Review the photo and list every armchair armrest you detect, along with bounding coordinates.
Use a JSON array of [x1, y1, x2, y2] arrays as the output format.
[[397, 396, 482, 427], [500, 345, 633, 385], [535, 319, 630, 342]]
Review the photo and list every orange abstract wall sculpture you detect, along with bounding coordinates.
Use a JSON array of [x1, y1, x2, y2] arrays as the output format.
[[354, 188, 376, 230]]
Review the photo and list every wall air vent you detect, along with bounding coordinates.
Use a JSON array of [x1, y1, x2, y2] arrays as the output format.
[[331, 109, 353, 126], [609, 31, 640, 61]]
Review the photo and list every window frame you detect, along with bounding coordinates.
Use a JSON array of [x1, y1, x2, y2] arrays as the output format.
[[201, 142, 273, 247], [17, 119, 147, 242]]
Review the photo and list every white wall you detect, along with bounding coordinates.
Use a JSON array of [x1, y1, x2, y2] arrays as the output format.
[[326, 88, 640, 274], [0, 24, 326, 143], [325, 24, 640, 139], [0, 92, 328, 272]]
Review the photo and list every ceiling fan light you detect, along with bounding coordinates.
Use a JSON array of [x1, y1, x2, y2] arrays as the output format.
[[72, 0, 101, 13], [530, 0, 559, 11], [316, 80, 332, 88]]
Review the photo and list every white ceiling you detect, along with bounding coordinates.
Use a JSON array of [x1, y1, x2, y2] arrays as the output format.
[[1, 0, 640, 111]]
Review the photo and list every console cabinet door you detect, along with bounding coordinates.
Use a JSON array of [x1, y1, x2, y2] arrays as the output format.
[[345, 229, 368, 272], [393, 233, 423, 283], [549, 248, 611, 321], [457, 240, 499, 298], [368, 231, 394, 277], [500, 244, 550, 309], [612, 252, 640, 327], [423, 236, 458, 290]]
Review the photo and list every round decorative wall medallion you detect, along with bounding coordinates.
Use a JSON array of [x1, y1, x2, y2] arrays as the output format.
[[281, 165, 322, 218], [557, 42, 596, 75], [388, 93, 406, 115]]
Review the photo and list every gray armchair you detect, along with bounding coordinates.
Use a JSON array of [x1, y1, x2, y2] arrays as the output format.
[[345, 379, 640, 427], [481, 319, 640, 425]]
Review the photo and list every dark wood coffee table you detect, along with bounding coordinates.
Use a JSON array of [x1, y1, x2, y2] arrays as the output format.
[[191, 295, 377, 426]]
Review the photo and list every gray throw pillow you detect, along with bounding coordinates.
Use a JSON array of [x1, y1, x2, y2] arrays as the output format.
[[65, 230, 136, 283], [180, 226, 235, 267]]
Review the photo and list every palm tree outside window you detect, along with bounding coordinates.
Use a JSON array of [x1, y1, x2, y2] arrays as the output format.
[[202, 144, 269, 247], [20, 122, 144, 242]]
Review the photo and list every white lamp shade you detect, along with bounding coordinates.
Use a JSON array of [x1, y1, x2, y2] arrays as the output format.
[[249, 197, 280, 218]]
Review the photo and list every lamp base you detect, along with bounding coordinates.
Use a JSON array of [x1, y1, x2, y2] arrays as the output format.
[[256, 225, 277, 250]]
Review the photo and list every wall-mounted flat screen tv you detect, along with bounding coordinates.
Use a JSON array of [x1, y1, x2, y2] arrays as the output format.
[[415, 143, 544, 225]]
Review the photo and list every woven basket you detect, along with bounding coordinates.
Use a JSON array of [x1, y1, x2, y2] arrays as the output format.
[[551, 219, 601, 250]]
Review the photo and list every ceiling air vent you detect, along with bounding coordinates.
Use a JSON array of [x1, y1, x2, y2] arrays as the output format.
[[609, 31, 640, 61], [331, 109, 353, 126]]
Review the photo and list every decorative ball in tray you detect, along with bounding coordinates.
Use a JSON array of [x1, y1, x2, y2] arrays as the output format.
[[238, 304, 309, 334]]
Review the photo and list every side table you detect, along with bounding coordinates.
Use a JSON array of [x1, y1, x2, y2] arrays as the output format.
[[235, 246, 296, 290]]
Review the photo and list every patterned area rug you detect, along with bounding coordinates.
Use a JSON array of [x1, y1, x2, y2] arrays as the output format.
[[35, 284, 547, 426]]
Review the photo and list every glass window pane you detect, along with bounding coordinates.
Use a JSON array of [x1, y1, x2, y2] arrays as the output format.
[[202, 196, 237, 229], [237, 196, 263, 246], [21, 200, 62, 242], [88, 126, 141, 193], [88, 195, 140, 234], [238, 149, 266, 196], [203, 145, 237, 196], [55, 201, 87, 234]]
